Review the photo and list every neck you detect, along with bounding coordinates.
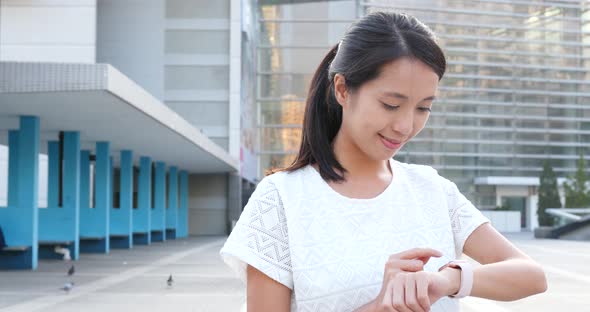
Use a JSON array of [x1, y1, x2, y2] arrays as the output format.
[[331, 131, 391, 180]]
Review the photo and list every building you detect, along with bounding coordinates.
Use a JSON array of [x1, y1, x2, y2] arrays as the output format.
[[255, 0, 590, 231], [1, 1, 589, 268], [0, 0, 250, 269]]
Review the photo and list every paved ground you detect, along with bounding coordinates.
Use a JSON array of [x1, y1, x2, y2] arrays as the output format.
[[0, 232, 586, 311], [461, 232, 589, 312], [0, 237, 242, 312]]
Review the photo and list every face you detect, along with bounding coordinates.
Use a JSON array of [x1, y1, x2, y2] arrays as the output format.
[[334, 57, 440, 161]]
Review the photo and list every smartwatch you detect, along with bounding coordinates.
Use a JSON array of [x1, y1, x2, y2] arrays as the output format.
[[438, 260, 473, 299]]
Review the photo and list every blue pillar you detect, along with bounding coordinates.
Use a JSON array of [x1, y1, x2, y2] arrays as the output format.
[[151, 162, 166, 242], [178, 170, 189, 238], [0, 116, 40, 270], [133, 156, 151, 245], [39, 132, 81, 260], [97, 143, 111, 252], [79, 143, 110, 253], [110, 150, 133, 249], [7, 131, 19, 207], [78, 150, 91, 248], [166, 166, 178, 240]]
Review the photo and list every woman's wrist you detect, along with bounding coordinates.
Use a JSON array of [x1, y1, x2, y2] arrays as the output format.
[[438, 267, 462, 296]]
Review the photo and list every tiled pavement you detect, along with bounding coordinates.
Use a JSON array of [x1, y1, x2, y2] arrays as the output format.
[[0, 232, 585, 312]]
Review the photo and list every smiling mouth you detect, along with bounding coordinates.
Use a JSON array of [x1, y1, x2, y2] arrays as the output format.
[[379, 134, 402, 144]]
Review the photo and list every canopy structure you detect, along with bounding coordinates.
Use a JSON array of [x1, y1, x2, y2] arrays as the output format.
[[0, 62, 238, 270], [0, 62, 239, 173]]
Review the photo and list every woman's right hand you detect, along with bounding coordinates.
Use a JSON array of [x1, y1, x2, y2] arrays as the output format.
[[372, 248, 443, 312]]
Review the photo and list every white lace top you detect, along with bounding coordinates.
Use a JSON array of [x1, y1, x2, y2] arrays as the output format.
[[220, 159, 490, 311]]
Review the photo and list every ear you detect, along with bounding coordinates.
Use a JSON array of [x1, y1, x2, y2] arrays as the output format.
[[333, 73, 349, 108]]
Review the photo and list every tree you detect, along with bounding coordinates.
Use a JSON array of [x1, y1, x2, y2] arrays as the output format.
[[537, 160, 561, 227], [563, 153, 590, 208]]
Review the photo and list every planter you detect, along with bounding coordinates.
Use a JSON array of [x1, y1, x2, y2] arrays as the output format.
[[534, 226, 556, 239], [481, 210, 521, 232]]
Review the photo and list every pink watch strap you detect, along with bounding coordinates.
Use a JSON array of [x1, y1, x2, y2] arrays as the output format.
[[438, 260, 473, 299]]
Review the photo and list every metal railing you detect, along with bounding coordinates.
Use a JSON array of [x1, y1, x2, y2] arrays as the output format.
[[546, 208, 590, 222]]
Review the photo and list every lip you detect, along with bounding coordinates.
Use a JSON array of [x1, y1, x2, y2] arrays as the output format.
[[379, 134, 403, 149], [379, 134, 402, 144]]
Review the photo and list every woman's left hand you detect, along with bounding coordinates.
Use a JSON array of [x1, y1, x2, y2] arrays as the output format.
[[386, 269, 460, 312]]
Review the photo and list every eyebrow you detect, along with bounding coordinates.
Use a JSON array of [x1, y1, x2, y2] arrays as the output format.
[[383, 92, 436, 102]]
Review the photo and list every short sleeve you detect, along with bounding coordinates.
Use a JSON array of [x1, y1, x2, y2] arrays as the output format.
[[219, 176, 293, 290], [441, 177, 490, 256]]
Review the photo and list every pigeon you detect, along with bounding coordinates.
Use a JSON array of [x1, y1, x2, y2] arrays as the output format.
[[61, 282, 74, 293], [67, 265, 75, 276], [167, 274, 173, 287]]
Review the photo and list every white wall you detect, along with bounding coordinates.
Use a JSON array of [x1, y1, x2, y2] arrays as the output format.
[[0, 0, 96, 63], [164, 0, 231, 151], [228, 0, 241, 161], [481, 211, 521, 233], [163, 0, 235, 235], [96, 0, 165, 100], [0, 145, 7, 206], [0, 0, 92, 206], [0, 144, 48, 208]]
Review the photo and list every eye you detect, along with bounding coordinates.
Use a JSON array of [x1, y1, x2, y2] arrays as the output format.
[[418, 107, 432, 112], [382, 103, 399, 111]]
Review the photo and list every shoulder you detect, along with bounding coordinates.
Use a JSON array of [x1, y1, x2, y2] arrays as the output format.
[[254, 166, 311, 202], [394, 160, 440, 182], [262, 165, 311, 188], [395, 160, 438, 176], [394, 160, 453, 193]]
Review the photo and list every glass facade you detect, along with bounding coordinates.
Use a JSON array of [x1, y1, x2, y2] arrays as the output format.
[[256, 0, 357, 173], [256, 0, 590, 207]]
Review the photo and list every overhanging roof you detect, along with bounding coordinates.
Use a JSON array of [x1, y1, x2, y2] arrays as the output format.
[[0, 62, 239, 173]]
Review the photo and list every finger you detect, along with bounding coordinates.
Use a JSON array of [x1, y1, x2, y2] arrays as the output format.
[[386, 259, 425, 272], [415, 255, 440, 266], [381, 280, 398, 312], [396, 248, 443, 263], [416, 273, 431, 312], [392, 275, 412, 312], [405, 276, 425, 312]]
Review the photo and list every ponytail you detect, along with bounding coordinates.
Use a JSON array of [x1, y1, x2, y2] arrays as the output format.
[[268, 44, 347, 182]]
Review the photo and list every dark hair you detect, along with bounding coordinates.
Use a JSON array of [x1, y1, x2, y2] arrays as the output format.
[[270, 11, 446, 182]]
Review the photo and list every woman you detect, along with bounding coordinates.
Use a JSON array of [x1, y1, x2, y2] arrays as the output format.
[[220, 11, 547, 312]]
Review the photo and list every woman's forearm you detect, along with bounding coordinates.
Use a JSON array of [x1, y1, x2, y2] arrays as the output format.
[[354, 258, 547, 311], [470, 258, 547, 301]]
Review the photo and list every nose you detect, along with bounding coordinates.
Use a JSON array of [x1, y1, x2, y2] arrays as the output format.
[[391, 111, 413, 137]]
